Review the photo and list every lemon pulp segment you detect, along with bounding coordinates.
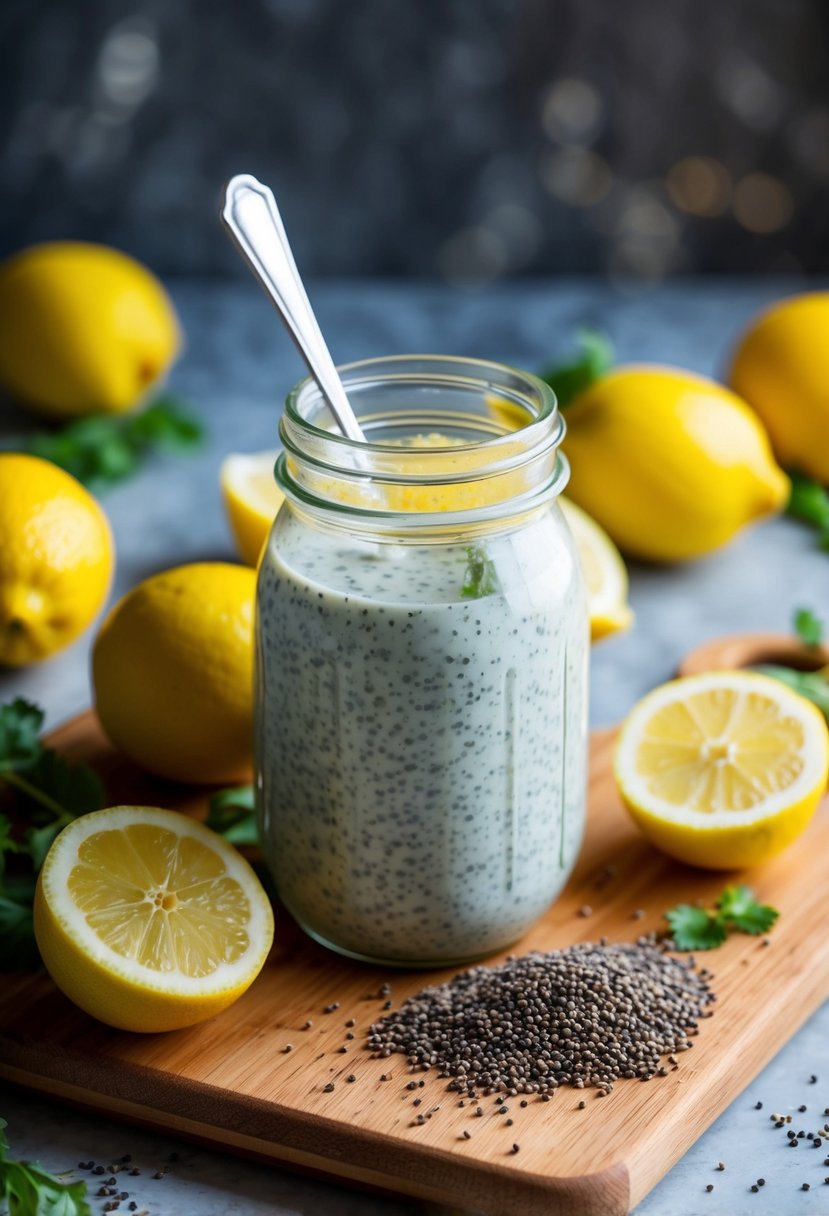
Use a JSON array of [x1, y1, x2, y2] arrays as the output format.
[[634, 687, 806, 812], [67, 823, 252, 976]]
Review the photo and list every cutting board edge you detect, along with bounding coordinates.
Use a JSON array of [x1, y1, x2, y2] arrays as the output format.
[[0, 1057, 631, 1216]]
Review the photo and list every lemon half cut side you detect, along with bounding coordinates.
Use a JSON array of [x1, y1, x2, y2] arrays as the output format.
[[614, 671, 829, 870], [34, 806, 274, 1032]]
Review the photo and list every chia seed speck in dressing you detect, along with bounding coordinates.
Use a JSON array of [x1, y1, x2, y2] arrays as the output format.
[[254, 355, 589, 966]]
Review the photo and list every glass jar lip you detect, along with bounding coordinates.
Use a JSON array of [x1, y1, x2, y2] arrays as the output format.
[[283, 353, 559, 453]]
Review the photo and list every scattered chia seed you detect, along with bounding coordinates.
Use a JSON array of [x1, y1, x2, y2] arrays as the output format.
[[337, 1045, 348, 1053], [302, 1020, 313, 1029], [755, 1102, 763, 1110], [717, 1162, 725, 1171], [750, 1184, 759, 1192], [810, 1075, 818, 1083], [577, 1101, 586, 1110], [345, 1018, 356, 1028], [346, 1074, 356, 1083], [323, 1082, 335, 1093], [506, 1118, 514, 1126], [799, 1104, 808, 1112], [802, 1182, 810, 1190], [93, 1166, 106, 1176], [757, 1178, 765, 1185], [510, 1143, 520, 1154], [282, 1044, 294, 1053], [520, 1100, 528, 1108], [706, 1183, 714, 1192], [323, 1002, 340, 1013], [462, 1130, 471, 1139], [367, 940, 714, 1097]]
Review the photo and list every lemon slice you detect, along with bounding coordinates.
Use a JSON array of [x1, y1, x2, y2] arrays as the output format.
[[614, 671, 829, 869], [560, 497, 634, 641], [220, 450, 283, 566], [34, 806, 274, 1032]]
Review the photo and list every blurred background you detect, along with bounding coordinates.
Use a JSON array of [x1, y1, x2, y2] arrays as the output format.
[[2, 0, 828, 283]]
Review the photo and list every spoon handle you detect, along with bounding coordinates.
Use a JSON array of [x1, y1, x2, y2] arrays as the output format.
[[222, 175, 365, 443]]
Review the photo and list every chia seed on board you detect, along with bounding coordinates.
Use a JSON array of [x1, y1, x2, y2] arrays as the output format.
[[367, 938, 715, 1097]]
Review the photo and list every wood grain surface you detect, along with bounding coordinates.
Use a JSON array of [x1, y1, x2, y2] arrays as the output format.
[[2, 691, 829, 1216]]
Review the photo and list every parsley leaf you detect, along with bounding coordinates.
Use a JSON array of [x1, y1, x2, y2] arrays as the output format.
[[0, 1118, 91, 1216], [786, 471, 829, 549], [717, 885, 779, 935], [756, 665, 829, 720], [0, 699, 105, 970], [206, 785, 258, 847], [538, 329, 614, 410], [461, 545, 498, 600], [793, 606, 824, 647], [28, 396, 203, 491], [665, 886, 779, 951], [665, 904, 727, 951], [0, 699, 44, 773]]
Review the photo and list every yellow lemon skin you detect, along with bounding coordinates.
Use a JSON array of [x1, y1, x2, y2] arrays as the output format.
[[0, 454, 114, 666], [0, 242, 181, 419], [562, 365, 789, 563], [33, 806, 274, 1032], [92, 563, 255, 784], [729, 293, 829, 484], [620, 786, 823, 871]]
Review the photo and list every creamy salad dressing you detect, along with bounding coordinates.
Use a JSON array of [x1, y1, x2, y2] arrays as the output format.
[[255, 505, 588, 965]]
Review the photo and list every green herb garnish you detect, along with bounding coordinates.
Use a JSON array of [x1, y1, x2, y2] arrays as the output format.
[[206, 785, 257, 846], [461, 545, 498, 600], [537, 329, 614, 410], [0, 698, 104, 970], [786, 471, 829, 550], [793, 606, 824, 647], [755, 664, 829, 720], [27, 395, 203, 490], [0, 1118, 91, 1216], [666, 885, 779, 951]]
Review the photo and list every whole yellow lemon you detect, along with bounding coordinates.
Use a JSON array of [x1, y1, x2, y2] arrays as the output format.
[[729, 293, 829, 483], [562, 365, 789, 562], [0, 454, 114, 666], [0, 242, 181, 419], [92, 563, 255, 784]]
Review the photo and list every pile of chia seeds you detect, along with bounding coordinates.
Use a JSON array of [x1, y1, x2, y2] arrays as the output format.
[[367, 939, 715, 1097]]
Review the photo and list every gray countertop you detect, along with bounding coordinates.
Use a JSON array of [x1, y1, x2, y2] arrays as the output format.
[[3, 277, 829, 1215]]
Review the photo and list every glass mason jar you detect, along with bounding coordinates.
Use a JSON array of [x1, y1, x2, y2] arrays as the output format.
[[255, 355, 589, 967]]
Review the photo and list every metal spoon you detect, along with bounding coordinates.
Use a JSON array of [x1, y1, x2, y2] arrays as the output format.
[[221, 174, 366, 443]]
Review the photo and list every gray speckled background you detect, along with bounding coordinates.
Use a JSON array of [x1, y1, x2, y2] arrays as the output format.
[[2, 0, 829, 278], [3, 277, 829, 1215]]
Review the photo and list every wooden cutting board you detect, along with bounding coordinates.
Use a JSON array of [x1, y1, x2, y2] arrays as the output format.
[[2, 654, 829, 1216]]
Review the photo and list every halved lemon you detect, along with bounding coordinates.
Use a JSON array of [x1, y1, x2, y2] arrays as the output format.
[[614, 671, 829, 869], [220, 448, 634, 643], [220, 450, 283, 566], [560, 497, 634, 641], [34, 806, 274, 1032]]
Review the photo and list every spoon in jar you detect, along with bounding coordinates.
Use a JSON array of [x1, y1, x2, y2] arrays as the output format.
[[221, 174, 366, 444]]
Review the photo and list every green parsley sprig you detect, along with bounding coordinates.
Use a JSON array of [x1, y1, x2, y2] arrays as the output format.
[[0, 698, 104, 970], [666, 885, 779, 951], [0, 1118, 91, 1216], [756, 607, 829, 722], [461, 545, 498, 600], [793, 606, 824, 648], [786, 471, 829, 550], [26, 395, 203, 490]]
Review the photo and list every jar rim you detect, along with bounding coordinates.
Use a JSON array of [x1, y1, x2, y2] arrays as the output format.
[[283, 353, 559, 456], [276, 354, 567, 538]]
